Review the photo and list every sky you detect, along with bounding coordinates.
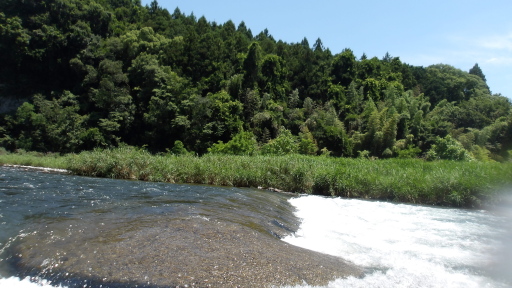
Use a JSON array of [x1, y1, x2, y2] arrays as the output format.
[[142, 0, 512, 100]]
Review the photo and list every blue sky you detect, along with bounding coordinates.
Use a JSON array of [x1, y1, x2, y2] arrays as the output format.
[[142, 0, 512, 99]]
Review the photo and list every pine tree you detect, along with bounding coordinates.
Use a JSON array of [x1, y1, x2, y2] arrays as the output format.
[[242, 42, 262, 89], [469, 63, 487, 83]]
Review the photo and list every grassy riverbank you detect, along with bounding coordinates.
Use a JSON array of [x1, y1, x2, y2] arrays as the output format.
[[0, 150, 69, 169], [1, 147, 511, 207]]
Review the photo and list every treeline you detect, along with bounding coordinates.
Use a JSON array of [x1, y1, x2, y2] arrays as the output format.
[[1, 0, 511, 161]]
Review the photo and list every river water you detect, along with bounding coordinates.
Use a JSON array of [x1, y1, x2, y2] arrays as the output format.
[[0, 166, 511, 287]]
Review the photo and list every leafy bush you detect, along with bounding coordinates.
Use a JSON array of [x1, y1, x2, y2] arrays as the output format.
[[358, 150, 370, 159], [260, 129, 298, 155], [382, 148, 393, 158], [170, 140, 190, 155], [208, 131, 257, 155], [297, 127, 318, 155], [426, 135, 473, 161], [397, 145, 422, 158], [0, 147, 8, 155], [470, 145, 493, 162]]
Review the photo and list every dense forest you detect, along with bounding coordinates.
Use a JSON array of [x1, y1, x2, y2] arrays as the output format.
[[1, 0, 511, 161]]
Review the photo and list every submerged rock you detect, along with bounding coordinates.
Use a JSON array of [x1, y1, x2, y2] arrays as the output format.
[[12, 215, 361, 287]]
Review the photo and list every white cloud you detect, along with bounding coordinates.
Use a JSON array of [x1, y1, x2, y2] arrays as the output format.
[[479, 33, 512, 51], [485, 57, 512, 66], [435, 32, 512, 68], [400, 54, 446, 67]]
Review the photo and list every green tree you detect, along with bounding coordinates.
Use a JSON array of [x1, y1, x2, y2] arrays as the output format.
[[298, 126, 318, 155], [260, 128, 298, 155], [7, 92, 90, 152], [242, 42, 262, 89], [170, 140, 190, 155], [331, 48, 357, 87], [186, 91, 244, 153], [468, 63, 486, 83], [85, 58, 134, 146], [208, 130, 257, 155], [305, 102, 351, 156], [260, 54, 288, 100], [117, 27, 174, 62], [382, 113, 399, 153], [426, 135, 473, 161], [143, 69, 191, 150], [0, 14, 30, 70], [424, 64, 490, 104], [345, 81, 364, 116]]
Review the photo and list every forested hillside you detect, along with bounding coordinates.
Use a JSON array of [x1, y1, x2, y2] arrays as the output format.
[[1, 0, 511, 161]]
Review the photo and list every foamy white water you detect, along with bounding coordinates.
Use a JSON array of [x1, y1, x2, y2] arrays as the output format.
[[282, 195, 511, 288], [0, 277, 64, 288]]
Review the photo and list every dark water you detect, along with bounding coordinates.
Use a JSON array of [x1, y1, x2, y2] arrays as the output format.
[[0, 166, 359, 287]]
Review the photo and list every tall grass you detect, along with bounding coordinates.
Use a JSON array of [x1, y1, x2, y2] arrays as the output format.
[[0, 149, 69, 169], [64, 147, 512, 207], [2, 147, 511, 207]]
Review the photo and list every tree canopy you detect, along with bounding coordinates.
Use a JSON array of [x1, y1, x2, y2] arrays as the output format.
[[0, 0, 511, 161]]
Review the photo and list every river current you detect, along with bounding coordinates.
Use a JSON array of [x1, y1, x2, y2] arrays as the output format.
[[0, 166, 510, 287]]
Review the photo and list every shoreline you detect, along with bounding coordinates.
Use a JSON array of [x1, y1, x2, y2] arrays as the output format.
[[2, 164, 70, 174], [1, 165, 300, 196], [2, 150, 512, 208]]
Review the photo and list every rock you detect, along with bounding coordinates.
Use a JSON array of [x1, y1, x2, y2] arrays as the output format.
[[13, 215, 362, 287]]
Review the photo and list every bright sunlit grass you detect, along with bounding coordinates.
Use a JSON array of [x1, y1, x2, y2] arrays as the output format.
[[1, 147, 511, 207]]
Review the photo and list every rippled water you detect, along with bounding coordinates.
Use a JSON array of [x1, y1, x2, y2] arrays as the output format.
[[1, 166, 511, 287], [0, 166, 305, 287]]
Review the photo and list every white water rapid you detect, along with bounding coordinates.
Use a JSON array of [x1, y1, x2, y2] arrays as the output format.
[[282, 195, 512, 288]]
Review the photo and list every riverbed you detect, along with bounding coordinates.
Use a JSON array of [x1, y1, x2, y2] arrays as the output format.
[[0, 166, 510, 287]]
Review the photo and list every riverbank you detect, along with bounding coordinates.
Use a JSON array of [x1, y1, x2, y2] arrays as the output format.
[[2, 164, 69, 174], [1, 147, 511, 207]]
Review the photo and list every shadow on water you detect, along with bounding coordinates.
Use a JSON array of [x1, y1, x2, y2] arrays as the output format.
[[5, 250, 184, 288]]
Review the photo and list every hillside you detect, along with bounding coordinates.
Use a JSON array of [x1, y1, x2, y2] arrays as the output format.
[[1, 0, 511, 160]]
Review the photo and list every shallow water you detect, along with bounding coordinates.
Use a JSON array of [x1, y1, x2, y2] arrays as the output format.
[[0, 166, 511, 287], [0, 166, 359, 287]]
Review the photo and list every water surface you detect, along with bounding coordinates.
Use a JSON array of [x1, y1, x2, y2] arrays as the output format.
[[0, 166, 359, 287], [0, 166, 510, 287], [283, 195, 512, 287]]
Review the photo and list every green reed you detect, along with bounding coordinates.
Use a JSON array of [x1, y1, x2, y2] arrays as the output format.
[[0, 150, 69, 169], [2, 146, 511, 207]]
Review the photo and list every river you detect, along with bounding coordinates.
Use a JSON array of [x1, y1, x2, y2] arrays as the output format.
[[0, 166, 510, 287]]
